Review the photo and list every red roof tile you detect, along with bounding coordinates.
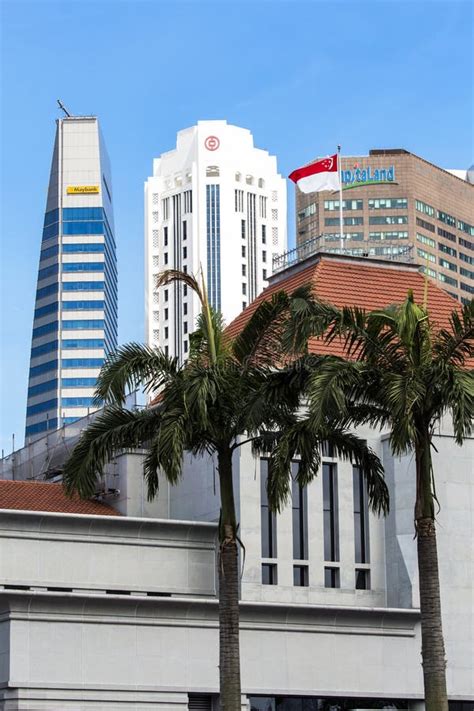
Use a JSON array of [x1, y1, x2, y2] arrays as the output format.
[[227, 254, 469, 362], [0, 480, 120, 516]]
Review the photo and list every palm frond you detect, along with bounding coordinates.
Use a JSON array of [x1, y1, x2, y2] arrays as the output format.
[[94, 343, 178, 406], [63, 406, 161, 498], [232, 290, 291, 366], [433, 300, 474, 365], [324, 428, 389, 515]]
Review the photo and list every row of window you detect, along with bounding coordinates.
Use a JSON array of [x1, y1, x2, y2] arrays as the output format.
[[34, 301, 106, 319], [27, 377, 100, 398], [29, 358, 105, 379], [416, 201, 474, 235], [323, 198, 408, 210], [260, 459, 370, 589], [25, 418, 58, 437]]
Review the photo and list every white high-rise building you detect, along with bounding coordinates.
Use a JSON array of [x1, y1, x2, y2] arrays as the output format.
[[144, 121, 287, 358]]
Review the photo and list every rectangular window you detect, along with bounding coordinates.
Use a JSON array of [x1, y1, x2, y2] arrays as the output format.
[[439, 243, 457, 257], [324, 199, 363, 211], [460, 266, 474, 280], [242, 245, 246, 258], [325, 217, 363, 227], [28, 378, 58, 398], [421, 265, 437, 278], [241, 219, 246, 240], [242, 301, 247, 310], [438, 273, 458, 287], [457, 219, 474, 236], [262, 250, 267, 262], [242, 283, 247, 295], [368, 198, 407, 209], [164, 308, 168, 320], [291, 463, 308, 561], [182, 221, 187, 241], [369, 215, 408, 225], [61, 339, 104, 350], [164, 289, 168, 302], [164, 226, 168, 246], [369, 231, 408, 241], [324, 567, 340, 588], [262, 563, 277, 585], [26, 398, 58, 417], [460, 237, 474, 251], [293, 565, 309, 587], [183, 246, 187, 260], [353, 466, 370, 564], [261, 459, 277, 559], [417, 233, 436, 248], [164, 252, 168, 265], [417, 247, 436, 263], [183, 321, 188, 334], [62, 282, 104, 292], [183, 303, 188, 315], [416, 216, 435, 233], [62, 300, 104, 311], [184, 340, 188, 353], [262, 224, 266, 244], [439, 257, 457, 272], [355, 569, 370, 590], [415, 199, 435, 217], [437, 210, 456, 227], [323, 463, 339, 562], [242, 264, 246, 276], [298, 202, 317, 219], [263, 269, 267, 280], [164, 327, 169, 339], [438, 227, 457, 243], [162, 197, 169, 220]]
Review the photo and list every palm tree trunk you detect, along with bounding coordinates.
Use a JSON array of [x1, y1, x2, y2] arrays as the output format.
[[415, 433, 448, 711], [217, 447, 241, 711]]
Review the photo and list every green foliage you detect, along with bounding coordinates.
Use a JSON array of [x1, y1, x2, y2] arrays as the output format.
[[63, 269, 389, 524], [290, 290, 473, 472]]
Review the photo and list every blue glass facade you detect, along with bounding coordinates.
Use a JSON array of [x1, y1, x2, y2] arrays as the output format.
[[206, 184, 221, 311], [25, 117, 117, 442]]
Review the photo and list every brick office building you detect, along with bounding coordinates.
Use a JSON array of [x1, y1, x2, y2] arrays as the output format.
[[293, 149, 473, 304]]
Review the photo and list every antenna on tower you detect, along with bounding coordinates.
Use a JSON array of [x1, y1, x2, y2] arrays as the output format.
[[57, 99, 71, 117]]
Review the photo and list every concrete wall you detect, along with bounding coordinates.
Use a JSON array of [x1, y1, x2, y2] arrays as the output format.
[[0, 591, 422, 710], [0, 510, 217, 598]]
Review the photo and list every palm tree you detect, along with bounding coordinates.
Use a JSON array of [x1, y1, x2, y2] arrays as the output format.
[[285, 291, 473, 711], [63, 272, 389, 711]]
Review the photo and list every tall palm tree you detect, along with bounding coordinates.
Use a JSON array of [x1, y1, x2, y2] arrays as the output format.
[[63, 271, 389, 711], [285, 291, 473, 711]]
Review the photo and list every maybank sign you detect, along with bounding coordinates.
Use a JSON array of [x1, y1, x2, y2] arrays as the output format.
[[67, 185, 100, 195], [342, 166, 396, 189]]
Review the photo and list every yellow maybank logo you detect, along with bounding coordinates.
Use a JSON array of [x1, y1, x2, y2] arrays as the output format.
[[67, 185, 100, 195]]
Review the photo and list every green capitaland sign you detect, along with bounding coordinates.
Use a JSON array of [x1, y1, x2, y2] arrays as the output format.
[[342, 165, 396, 190]]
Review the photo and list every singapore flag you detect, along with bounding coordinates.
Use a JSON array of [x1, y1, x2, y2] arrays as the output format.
[[289, 154, 340, 194]]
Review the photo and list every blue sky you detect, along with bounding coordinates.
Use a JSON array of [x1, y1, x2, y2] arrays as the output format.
[[1, 0, 472, 453]]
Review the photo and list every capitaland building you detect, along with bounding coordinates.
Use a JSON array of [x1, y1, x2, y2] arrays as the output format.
[[145, 120, 287, 360], [2, 253, 473, 710], [25, 115, 118, 442], [294, 149, 474, 304]]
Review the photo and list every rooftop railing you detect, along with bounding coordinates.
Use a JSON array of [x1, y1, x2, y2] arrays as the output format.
[[272, 234, 415, 274]]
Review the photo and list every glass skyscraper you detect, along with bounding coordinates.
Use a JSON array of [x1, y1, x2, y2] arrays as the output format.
[[25, 116, 117, 442]]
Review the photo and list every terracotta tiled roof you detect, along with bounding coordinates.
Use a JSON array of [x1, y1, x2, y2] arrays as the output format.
[[0, 480, 121, 516], [226, 254, 469, 361]]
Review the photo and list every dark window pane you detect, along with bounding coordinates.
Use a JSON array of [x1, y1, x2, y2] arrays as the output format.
[[261, 459, 277, 558], [355, 569, 370, 590], [262, 563, 277, 585], [293, 565, 308, 587], [323, 463, 339, 561], [324, 567, 340, 588]]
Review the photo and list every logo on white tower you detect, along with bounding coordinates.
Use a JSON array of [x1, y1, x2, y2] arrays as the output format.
[[204, 135, 220, 151]]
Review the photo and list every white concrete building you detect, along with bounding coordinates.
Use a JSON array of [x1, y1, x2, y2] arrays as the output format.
[[1, 255, 472, 709], [144, 121, 287, 359]]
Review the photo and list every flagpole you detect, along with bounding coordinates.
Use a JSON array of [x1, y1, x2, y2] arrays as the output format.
[[337, 144, 344, 252]]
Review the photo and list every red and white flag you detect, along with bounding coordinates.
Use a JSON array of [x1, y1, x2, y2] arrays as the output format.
[[289, 154, 340, 194]]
